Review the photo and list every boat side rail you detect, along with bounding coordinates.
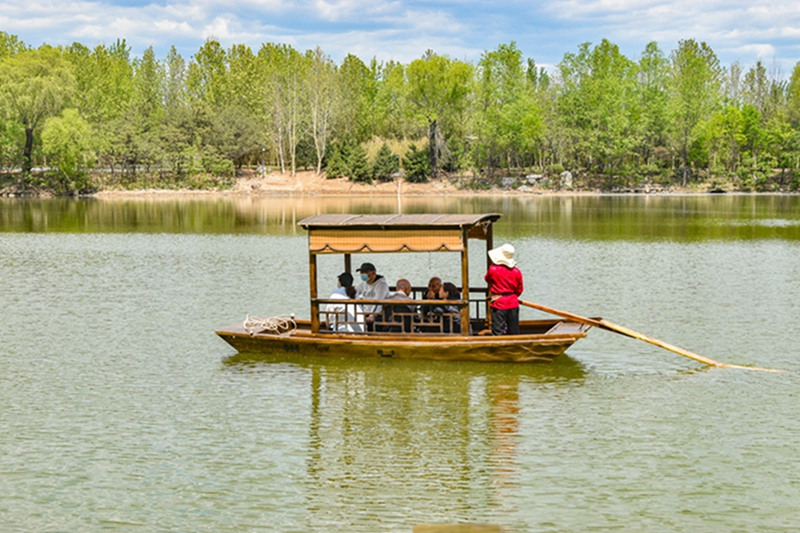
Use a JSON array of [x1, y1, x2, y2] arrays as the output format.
[[401, 286, 490, 321], [314, 298, 471, 335]]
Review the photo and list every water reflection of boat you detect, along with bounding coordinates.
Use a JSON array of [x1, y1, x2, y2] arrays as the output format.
[[222, 350, 588, 381], [220, 353, 586, 528], [216, 214, 592, 363]]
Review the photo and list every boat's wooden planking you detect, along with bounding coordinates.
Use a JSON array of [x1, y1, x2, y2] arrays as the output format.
[[215, 319, 589, 363]]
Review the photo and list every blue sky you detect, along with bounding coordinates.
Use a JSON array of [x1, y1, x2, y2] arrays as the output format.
[[2, 0, 799, 74]]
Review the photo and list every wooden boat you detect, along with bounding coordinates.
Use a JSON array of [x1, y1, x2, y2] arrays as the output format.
[[216, 213, 592, 363]]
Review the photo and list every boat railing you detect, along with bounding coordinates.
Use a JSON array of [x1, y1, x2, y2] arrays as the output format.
[[314, 297, 473, 335], [406, 286, 489, 321]]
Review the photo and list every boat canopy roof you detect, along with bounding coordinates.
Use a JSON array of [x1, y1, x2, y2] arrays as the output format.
[[299, 213, 501, 254]]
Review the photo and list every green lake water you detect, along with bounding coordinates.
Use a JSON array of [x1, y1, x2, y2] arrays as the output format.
[[1, 194, 799, 532]]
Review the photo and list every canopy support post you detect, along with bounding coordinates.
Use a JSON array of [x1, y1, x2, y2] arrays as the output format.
[[460, 228, 470, 335], [309, 251, 319, 334], [485, 223, 494, 332]]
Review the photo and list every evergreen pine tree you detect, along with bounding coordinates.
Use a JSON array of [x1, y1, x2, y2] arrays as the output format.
[[348, 143, 371, 183], [324, 141, 349, 178], [403, 144, 430, 183], [372, 143, 399, 182]]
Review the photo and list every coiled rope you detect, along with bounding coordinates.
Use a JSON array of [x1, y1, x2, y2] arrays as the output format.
[[244, 314, 297, 337]]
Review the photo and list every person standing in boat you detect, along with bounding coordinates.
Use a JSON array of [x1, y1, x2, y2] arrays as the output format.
[[355, 262, 390, 330], [485, 244, 524, 335]]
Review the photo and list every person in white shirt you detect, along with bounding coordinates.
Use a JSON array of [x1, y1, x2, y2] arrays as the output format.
[[326, 272, 364, 333], [355, 262, 390, 330]]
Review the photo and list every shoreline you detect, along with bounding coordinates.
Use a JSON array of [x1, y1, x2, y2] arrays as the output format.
[[4, 169, 798, 199]]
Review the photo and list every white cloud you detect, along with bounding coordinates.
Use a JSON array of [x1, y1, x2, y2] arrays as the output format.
[[1, 0, 799, 68], [313, 0, 394, 21], [203, 16, 235, 41], [734, 43, 777, 61]]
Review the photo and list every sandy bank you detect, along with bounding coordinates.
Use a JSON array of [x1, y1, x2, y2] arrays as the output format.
[[91, 170, 605, 198]]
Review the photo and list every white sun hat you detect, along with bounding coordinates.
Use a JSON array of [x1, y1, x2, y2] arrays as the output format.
[[488, 243, 516, 268]]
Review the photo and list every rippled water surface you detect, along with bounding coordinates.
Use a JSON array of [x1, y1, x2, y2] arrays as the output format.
[[2, 195, 799, 532]]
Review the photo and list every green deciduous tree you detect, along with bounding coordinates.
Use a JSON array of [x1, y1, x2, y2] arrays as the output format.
[[0, 32, 26, 59], [306, 46, 338, 175], [405, 50, 472, 177], [742, 61, 769, 114], [558, 39, 638, 173], [160, 46, 193, 177], [636, 42, 670, 167], [68, 40, 133, 126], [476, 42, 519, 174], [257, 43, 308, 175], [187, 39, 228, 109], [668, 39, 722, 183], [66, 41, 133, 175], [338, 54, 376, 143], [786, 61, 800, 126]]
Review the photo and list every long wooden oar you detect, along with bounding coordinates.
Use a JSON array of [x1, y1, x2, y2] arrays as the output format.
[[520, 300, 783, 373]]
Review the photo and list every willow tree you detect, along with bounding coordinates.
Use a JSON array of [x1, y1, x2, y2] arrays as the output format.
[[0, 46, 75, 176], [41, 108, 92, 185], [405, 50, 472, 178]]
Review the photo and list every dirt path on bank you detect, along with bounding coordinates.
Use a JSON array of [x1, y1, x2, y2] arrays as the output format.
[[94, 171, 478, 198], [91, 170, 570, 198]]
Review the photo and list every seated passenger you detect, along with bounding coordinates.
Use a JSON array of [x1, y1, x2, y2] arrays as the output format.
[[355, 262, 390, 331], [380, 279, 417, 333], [326, 272, 364, 333], [432, 282, 467, 334], [419, 276, 443, 321]]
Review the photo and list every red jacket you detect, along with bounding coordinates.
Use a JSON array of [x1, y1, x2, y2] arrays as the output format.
[[485, 264, 524, 310]]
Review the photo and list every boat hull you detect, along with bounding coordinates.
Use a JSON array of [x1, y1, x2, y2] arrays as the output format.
[[216, 319, 589, 363]]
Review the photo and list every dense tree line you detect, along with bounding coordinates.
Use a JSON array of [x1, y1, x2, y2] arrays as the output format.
[[2, 31, 800, 193]]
